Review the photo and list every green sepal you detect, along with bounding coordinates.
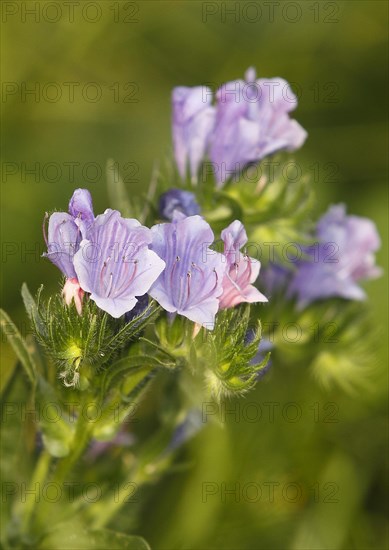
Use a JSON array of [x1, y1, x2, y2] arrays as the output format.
[[200, 156, 315, 266], [198, 306, 269, 400], [204, 191, 244, 233], [154, 314, 197, 362], [28, 286, 161, 389], [105, 301, 161, 352]]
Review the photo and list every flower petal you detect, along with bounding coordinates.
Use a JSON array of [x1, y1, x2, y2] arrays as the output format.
[[219, 220, 267, 309], [149, 215, 225, 328], [44, 212, 80, 278], [73, 209, 165, 318], [289, 204, 382, 308], [172, 86, 215, 182], [68, 188, 95, 235]]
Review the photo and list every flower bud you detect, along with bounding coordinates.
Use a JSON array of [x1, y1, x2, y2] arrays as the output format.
[[62, 278, 84, 315]]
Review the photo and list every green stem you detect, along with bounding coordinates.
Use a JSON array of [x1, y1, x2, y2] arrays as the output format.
[[20, 450, 52, 535], [34, 394, 97, 531], [90, 467, 146, 530], [88, 427, 175, 529], [52, 398, 95, 487]]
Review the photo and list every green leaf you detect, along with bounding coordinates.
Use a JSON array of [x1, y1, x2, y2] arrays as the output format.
[[40, 524, 150, 549], [21, 283, 46, 337], [106, 301, 161, 351], [35, 376, 74, 457], [0, 309, 36, 384], [100, 356, 164, 397], [0, 364, 33, 540], [0, 355, 17, 396], [204, 191, 244, 232]]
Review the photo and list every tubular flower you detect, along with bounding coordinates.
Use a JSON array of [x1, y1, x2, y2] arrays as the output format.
[[289, 204, 382, 309], [172, 86, 215, 183], [44, 188, 96, 277], [44, 212, 81, 279], [44, 189, 96, 313], [149, 214, 225, 328], [73, 209, 165, 318], [219, 220, 268, 309], [68, 188, 95, 233], [210, 67, 307, 186]]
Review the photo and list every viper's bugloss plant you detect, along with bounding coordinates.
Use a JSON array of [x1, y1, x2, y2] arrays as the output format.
[[1, 66, 382, 549]]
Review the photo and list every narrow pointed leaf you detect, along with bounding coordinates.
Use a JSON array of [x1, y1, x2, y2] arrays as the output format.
[[0, 309, 36, 383], [21, 283, 46, 337]]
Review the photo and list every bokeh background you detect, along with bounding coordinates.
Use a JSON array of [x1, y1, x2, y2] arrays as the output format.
[[1, 1, 388, 549]]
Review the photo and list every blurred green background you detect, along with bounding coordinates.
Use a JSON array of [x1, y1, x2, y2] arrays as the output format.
[[1, 1, 388, 549]]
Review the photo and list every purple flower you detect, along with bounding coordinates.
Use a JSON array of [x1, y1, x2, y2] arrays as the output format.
[[68, 188, 95, 232], [44, 212, 81, 278], [172, 86, 215, 183], [289, 204, 382, 309], [210, 67, 307, 186], [159, 188, 200, 221], [149, 214, 225, 328], [73, 209, 165, 318], [44, 189, 95, 278], [219, 220, 268, 309]]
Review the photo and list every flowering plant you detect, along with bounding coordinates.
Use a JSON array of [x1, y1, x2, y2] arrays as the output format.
[[1, 68, 381, 549]]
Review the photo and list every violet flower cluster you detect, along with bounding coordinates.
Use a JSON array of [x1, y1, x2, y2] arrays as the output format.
[[289, 204, 382, 308], [44, 66, 381, 335], [261, 204, 382, 309], [172, 67, 307, 186], [44, 189, 268, 328]]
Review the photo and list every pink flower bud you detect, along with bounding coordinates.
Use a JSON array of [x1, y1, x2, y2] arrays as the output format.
[[62, 277, 85, 315]]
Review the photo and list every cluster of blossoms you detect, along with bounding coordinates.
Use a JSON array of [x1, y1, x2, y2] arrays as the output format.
[[159, 190, 382, 313], [172, 67, 307, 186], [4, 65, 383, 550], [261, 204, 382, 309], [44, 66, 382, 330], [171, 67, 381, 310], [44, 189, 267, 329]]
